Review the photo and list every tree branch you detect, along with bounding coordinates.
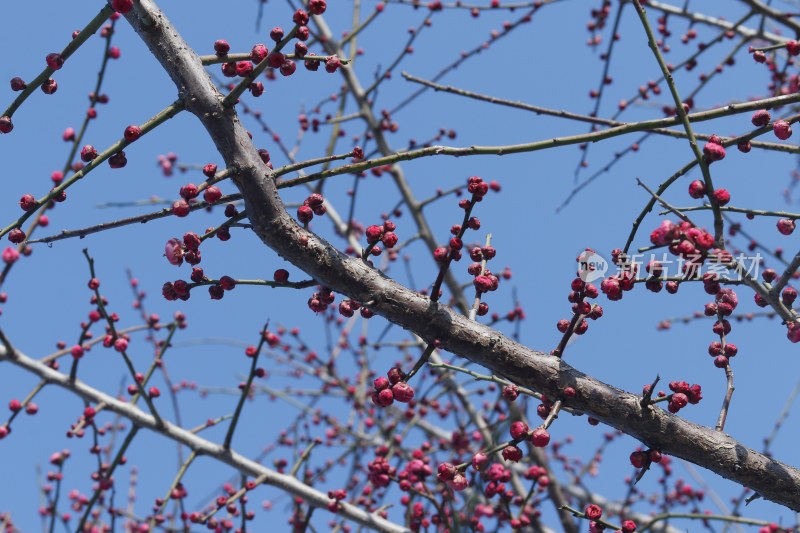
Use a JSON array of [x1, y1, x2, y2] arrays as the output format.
[[0, 343, 408, 533]]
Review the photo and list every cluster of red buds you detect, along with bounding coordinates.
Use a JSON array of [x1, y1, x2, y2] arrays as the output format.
[[466, 175, 490, 200], [629, 447, 664, 470], [433, 233, 467, 263], [172, 194, 213, 218], [307, 286, 334, 313], [605, 219, 734, 299], [7, 398, 39, 421], [667, 381, 702, 413], [172, 172, 223, 218], [215, 1, 341, 85], [706, 287, 740, 366], [371, 367, 414, 407], [432, 176, 499, 304], [326, 489, 346, 513], [507, 421, 551, 452], [396, 457, 433, 492], [599, 250, 637, 301], [338, 298, 373, 319], [557, 273, 603, 336], [468, 245, 500, 304], [364, 220, 398, 257], [687, 177, 730, 206], [436, 462, 468, 491], [164, 233, 202, 267], [367, 451, 396, 488], [297, 193, 326, 224], [161, 227, 237, 301], [477, 462, 510, 498], [649, 221, 716, 259]]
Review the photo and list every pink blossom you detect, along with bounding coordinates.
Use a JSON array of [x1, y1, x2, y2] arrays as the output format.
[[165, 238, 184, 266], [2, 247, 19, 264]]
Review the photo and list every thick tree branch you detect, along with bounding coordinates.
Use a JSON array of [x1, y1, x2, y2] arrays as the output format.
[[123, 0, 800, 513]]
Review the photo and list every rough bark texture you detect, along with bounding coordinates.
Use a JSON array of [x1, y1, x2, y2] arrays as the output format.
[[123, 0, 800, 512]]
